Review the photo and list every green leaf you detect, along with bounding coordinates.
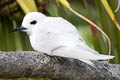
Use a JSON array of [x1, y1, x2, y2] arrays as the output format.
[[16, 0, 38, 14]]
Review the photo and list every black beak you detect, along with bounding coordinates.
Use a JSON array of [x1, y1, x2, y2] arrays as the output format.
[[10, 27, 27, 32]]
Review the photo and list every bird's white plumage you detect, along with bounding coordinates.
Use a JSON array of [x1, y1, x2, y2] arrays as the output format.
[[21, 12, 114, 66]]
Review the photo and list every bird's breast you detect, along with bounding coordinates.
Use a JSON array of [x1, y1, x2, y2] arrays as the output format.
[[29, 32, 59, 55]]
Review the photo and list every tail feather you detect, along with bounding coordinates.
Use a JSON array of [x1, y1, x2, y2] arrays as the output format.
[[80, 59, 95, 67], [96, 54, 114, 60]]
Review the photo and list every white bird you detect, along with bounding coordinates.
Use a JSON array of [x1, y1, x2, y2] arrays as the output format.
[[11, 12, 114, 66]]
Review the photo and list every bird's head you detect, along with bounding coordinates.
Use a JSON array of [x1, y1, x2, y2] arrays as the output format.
[[10, 12, 46, 35]]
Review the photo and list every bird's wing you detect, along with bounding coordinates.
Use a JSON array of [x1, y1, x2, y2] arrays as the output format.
[[42, 17, 85, 43], [47, 32, 114, 60], [39, 17, 114, 66], [42, 16, 99, 54], [41, 16, 114, 60]]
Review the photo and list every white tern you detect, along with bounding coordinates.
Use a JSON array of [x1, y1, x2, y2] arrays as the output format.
[[11, 12, 114, 66]]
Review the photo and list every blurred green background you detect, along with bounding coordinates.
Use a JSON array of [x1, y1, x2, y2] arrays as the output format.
[[0, 0, 120, 79]]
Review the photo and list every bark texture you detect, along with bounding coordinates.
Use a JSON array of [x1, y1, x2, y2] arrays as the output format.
[[0, 51, 119, 80]]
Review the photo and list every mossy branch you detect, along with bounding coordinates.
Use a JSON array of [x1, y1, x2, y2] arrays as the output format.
[[0, 51, 119, 80]]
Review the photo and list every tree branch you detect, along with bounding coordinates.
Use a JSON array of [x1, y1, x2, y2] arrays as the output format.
[[0, 51, 119, 80]]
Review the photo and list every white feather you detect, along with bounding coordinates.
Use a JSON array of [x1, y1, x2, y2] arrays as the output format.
[[21, 12, 114, 67]]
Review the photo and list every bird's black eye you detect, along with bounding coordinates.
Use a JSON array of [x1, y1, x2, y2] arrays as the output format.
[[30, 20, 37, 25]]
